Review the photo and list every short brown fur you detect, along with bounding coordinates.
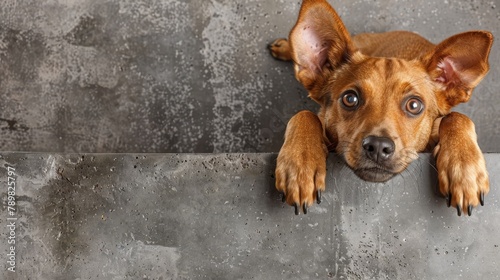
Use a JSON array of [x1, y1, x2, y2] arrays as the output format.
[[269, 0, 492, 216]]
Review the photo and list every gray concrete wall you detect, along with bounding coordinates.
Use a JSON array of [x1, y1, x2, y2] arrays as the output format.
[[0, 153, 499, 279], [0, 0, 499, 153]]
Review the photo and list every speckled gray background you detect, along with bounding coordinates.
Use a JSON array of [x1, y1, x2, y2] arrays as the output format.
[[0, 0, 499, 153]]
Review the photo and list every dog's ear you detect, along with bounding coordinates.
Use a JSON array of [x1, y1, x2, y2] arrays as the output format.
[[424, 31, 493, 113], [289, 0, 355, 101]]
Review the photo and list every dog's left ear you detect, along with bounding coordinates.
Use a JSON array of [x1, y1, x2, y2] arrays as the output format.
[[424, 31, 493, 113]]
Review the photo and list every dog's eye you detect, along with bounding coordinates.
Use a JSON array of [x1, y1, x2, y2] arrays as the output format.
[[405, 98, 424, 115], [341, 90, 360, 109]]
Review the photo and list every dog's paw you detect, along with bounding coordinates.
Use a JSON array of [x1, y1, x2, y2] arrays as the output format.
[[435, 145, 489, 216], [268, 38, 292, 61], [275, 143, 327, 215], [275, 111, 328, 214], [434, 113, 490, 216]]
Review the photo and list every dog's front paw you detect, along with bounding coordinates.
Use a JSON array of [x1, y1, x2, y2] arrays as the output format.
[[434, 113, 490, 216], [274, 111, 328, 215], [268, 38, 292, 61], [435, 146, 489, 216], [275, 146, 326, 215]]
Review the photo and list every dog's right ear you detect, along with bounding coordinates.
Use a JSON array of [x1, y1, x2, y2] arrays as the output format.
[[289, 0, 354, 100]]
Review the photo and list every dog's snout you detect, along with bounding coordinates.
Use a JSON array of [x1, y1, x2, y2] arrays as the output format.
[[362, 136, 395, 162]]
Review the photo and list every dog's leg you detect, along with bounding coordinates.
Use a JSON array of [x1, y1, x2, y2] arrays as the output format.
[[275, 110, 328, 214], [433, 112, 489, 216], [268, 38, 292, 61]]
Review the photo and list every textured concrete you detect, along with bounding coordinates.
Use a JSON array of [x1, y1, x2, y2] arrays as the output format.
[[1, 153, 499, 279], [0, 0, 499, 153]]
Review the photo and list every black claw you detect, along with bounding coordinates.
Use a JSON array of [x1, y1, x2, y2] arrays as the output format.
[[294, 203, 299, 215], [281, 193, 286, 203], [457, 205, 462, 216], [317, 190, 322, 204], [446, 193, 452, 207], [480, 192, 485, 206], [468, 205, 473, 216], [303, 203, 308, 215]]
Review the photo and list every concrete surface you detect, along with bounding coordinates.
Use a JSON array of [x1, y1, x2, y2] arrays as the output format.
[[0, 0, 499, 153], [1, 153, 499, 279]]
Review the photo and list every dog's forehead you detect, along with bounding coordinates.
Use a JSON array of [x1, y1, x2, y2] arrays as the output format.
[[356, 57, 433, 94]]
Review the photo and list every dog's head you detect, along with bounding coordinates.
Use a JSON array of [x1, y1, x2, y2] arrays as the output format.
[[288, 0, 493, 182]]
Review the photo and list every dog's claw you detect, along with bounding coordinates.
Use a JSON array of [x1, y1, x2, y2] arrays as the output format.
[[294, 203, 299, 215], [303, 203, 308, 214], [281, 193, 286, 203], [457, 205, 462, 216], [480, 192, 485, 206], [468, 205, 473, 216], [446, 193, 452, 207], [317, 190, 322, 204]]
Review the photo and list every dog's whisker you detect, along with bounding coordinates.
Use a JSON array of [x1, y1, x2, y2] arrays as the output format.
[[422, 157, 438, 173]]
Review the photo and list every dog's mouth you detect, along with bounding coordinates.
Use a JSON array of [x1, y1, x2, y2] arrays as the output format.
[[339, 142, 416, 182], [353, 167, 397, 182]]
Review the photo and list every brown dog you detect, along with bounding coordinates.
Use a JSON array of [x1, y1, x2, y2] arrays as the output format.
[[269, 0, 492, 216]]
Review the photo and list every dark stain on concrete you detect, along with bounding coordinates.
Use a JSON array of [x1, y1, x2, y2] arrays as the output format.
[[64, 15, 106, 47], [34, 157, 112, 268], [0, 118, 28, 132], [0, 27, 46, 80]]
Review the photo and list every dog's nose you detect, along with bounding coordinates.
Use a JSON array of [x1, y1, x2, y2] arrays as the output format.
[[362, 136, 395, 162]]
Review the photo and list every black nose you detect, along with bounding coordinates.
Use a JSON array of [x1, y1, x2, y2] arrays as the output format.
[[362, 136, 395, 162]]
